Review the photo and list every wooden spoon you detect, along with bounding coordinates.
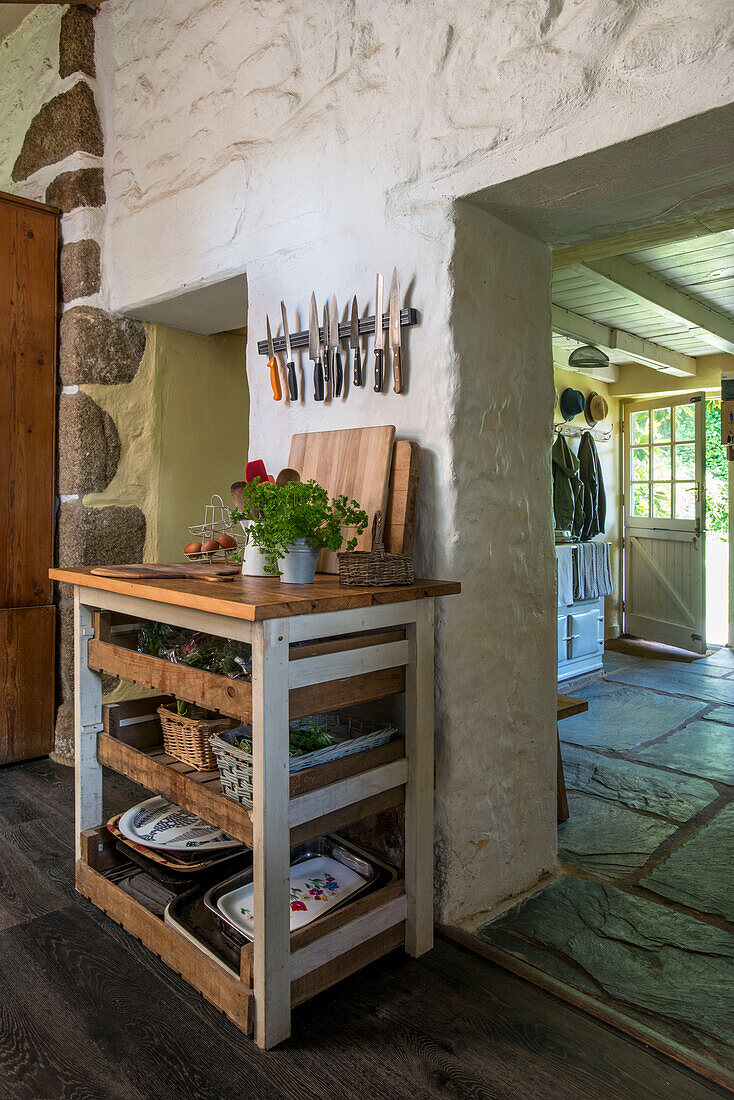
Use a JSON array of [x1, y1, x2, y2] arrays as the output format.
[[231, 481, 246, 509], [275, 467, 301, 487]]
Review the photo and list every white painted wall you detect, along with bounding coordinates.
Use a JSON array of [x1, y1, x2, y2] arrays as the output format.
[[89, 0, 734, 924]]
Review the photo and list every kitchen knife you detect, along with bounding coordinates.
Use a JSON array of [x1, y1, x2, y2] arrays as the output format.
[[373, 273, 384, 392], [280, 300, 298, 401], [266, 316, 282, 401], [309, 293, 324, 401], [350, 295, 362, 386], [323, 300, 332, 397], [330, 294, 343, 396], [388, 267, 403, 394]]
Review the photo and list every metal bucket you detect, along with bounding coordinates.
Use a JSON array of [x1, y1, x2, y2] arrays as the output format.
[[280, 539, 320, 584]]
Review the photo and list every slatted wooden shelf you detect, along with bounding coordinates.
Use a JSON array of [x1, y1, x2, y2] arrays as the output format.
[[97, 721, 406, 848], [78, 826, 405, 1031], [88, 625, 407, 723]]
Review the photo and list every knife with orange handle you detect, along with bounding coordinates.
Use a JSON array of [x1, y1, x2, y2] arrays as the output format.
[[266, 316, 282, 401]]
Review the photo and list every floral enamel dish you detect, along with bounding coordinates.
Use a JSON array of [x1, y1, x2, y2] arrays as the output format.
[[203, 835, 390, 944], [118, 795, 241, 852]]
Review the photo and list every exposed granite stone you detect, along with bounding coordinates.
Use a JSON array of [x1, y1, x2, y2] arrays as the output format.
[[60, 239, 101, 302], [606, 666, 734, 707], [57, 501, 146, 569], [59, 306, 146, 386], [634, 719, 734, 784], [12, 83, 103, 183], [53, 702, 75, 763], [557, 681, 704, 752], [59, 4, 95, 80], [45, 167, 106, 213], [642, 804, 734, 922], [558, 793, 676, 878], [561, 744, 719, 824], [478, 876, 734, 1065], [56, 599, 74, 705], [58, 392, 120, 496]]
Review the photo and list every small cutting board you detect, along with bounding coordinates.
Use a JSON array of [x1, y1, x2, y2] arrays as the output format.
[[90, 563, 239, 582], [288, 425, 396, 573]]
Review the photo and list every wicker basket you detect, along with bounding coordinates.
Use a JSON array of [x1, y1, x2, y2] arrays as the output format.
[[158, 704, 232, 771], [338, 510, 414, 587], [210, 713, 397, 808]]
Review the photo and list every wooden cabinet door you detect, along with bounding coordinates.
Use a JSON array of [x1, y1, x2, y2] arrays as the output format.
[[0, 195, 58, 608], [0, 605, 55, 764]]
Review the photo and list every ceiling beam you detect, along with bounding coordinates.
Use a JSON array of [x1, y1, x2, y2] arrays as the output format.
[[552, 207, 734, 269], [551, 304, 697, 377], [582, 257, 734, 355]]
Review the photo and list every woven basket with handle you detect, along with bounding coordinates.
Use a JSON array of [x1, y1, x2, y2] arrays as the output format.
[[157, 704, 233, 771], [338, 510, 414, 586]]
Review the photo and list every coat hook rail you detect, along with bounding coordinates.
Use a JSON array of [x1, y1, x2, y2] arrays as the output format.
[[257, 307, 418, 356]]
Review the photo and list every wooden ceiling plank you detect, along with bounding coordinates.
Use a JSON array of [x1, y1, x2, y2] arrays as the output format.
[[582, 257, 734, 355], [552, 207, 734, 269], [551, 304, 697, 375]]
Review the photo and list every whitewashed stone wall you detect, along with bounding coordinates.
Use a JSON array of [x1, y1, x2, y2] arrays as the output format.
[[91, 0, 734, 921]]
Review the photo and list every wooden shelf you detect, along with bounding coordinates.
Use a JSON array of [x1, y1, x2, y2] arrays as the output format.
[[88, 637, 405, 722], [98, 728, 406, 847], [77, 827, 405, 1030]]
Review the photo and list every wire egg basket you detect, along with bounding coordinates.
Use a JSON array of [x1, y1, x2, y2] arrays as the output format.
[[186, 494, 245, 563]]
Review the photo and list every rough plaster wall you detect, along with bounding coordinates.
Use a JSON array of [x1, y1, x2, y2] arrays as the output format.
[[92, 0, 734, 921], [553, 367, 621, 635], [84, 322, 248, 561], [0, 6, 61, 199], [443, 203, 557, 922]]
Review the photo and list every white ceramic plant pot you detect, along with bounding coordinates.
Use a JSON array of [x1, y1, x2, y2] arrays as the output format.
[[239, 520, 275, 577], [279, 539, 320, 584]]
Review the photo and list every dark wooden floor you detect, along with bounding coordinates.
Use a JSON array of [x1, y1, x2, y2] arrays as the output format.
[[0, 758, 728, 1100]]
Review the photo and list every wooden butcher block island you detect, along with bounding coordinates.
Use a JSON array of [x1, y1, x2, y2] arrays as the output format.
[[51, 567, 460, 1048]]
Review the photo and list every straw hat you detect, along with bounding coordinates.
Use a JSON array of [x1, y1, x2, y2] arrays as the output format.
[[585, 391, 609, 426]]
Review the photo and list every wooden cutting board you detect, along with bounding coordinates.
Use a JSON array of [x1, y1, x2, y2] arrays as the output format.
[[91, 563, 240, 581], [288, 426, 396, 573]]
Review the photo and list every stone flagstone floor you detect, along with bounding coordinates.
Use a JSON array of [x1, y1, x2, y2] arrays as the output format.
[[478, 646, 734, 1085]]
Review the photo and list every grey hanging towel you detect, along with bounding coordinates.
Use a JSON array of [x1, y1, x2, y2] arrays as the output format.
[[578, 431, 606, 540]]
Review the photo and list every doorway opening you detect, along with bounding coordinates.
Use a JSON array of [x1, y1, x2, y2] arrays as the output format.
[[706, 397, 730, 646]]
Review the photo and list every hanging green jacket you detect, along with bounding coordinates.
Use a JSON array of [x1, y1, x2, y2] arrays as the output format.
[[552, 435, 585, 538]]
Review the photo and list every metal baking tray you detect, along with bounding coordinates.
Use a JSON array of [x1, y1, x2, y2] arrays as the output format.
[[202, 834, 397, 947]]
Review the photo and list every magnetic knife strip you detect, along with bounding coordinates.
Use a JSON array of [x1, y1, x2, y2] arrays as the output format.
[[257, 308, 418, 355]]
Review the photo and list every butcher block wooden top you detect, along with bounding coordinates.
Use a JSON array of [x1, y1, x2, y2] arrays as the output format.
[[50, 568, 461, 621]]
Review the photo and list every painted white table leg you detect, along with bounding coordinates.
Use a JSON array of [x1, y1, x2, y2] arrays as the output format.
[[251, 617, 291, 1049], [74, 590, 104, 861], [404, 598, 435, 956]]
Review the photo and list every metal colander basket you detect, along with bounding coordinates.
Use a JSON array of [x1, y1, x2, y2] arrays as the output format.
[[210, 713, 397, 809]]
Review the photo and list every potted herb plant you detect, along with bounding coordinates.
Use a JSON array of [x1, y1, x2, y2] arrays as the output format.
[[232, 478, 368, 584]]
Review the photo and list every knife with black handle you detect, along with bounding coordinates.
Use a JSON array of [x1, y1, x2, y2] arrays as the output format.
[[330, 295, 343, 397], [323, 301, 332, 398], [373, 273, 384, 393], [309, 293, 324, 401], [350, 295, 362, 386], [281, 300, 298, 401]]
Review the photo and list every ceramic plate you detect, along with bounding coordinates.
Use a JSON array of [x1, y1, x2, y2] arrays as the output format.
[[117, 796, 242, 852], [217, 855, 366, 939]]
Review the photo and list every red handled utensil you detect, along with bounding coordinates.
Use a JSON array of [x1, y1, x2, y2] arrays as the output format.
[[266, 316, 282, 401]]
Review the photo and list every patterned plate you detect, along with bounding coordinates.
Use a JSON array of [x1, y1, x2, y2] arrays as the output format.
[[216, 855, 366, 940], [117, 796, 241, 852]]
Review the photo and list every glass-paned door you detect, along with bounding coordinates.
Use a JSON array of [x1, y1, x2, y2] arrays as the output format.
[[624, 394, 706, 653]]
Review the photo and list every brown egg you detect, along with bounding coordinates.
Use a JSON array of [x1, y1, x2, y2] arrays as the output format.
[[218, 533, 237, 550], [201, 538, 219, 554], [184, 542, 202, 556]]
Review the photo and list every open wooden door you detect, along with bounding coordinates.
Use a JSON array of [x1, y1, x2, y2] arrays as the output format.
[[623, 393, 706, 654]]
